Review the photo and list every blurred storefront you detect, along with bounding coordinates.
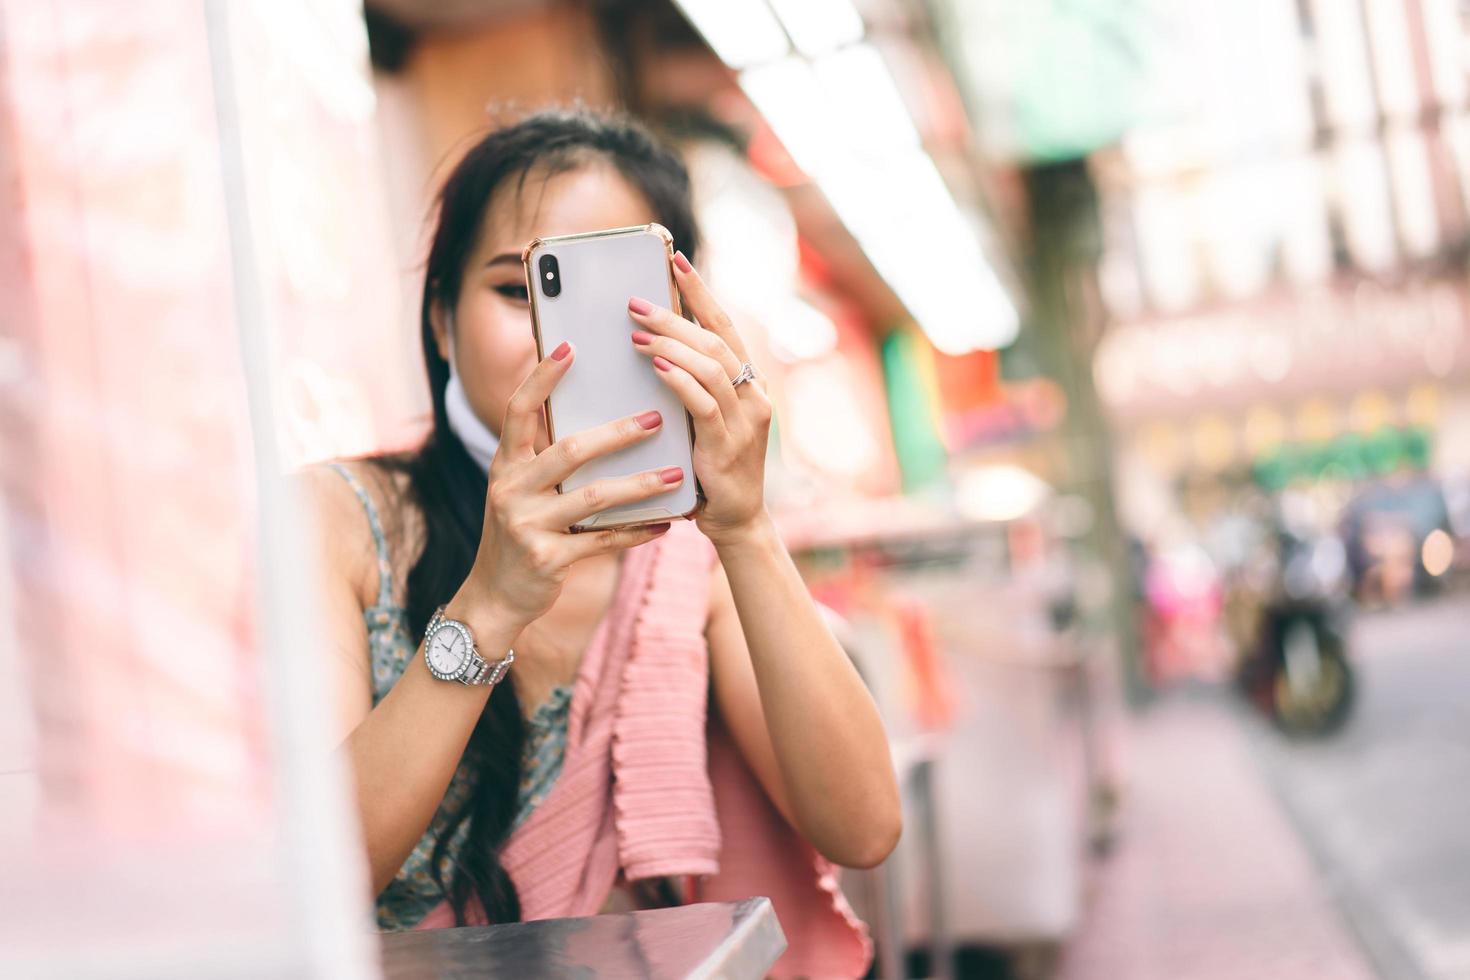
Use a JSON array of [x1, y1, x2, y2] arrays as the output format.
[[932, 0, 1470, 682], [0, 1, 387, 974], [1094, 1, 1470, 654]]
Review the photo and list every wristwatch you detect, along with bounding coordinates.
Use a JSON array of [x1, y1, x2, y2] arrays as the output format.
[[423, 605, 515, 686]]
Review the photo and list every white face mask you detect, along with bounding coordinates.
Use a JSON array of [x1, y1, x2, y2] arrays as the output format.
[[442, 311, 500, 474]]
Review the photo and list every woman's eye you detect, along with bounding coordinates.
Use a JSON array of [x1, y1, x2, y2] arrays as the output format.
[[494, 284, 529, 302]]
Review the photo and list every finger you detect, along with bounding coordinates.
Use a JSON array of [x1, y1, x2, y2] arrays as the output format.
[[644, 352, 724, 433], [669, 251, 752, 363], [524, 408, 665, 490], [545, 465, 687, 527], [565, 521, 673, 562], [631, 332, 740, 426], [627, 295, 741, 379], [501, 341, 575, 458]]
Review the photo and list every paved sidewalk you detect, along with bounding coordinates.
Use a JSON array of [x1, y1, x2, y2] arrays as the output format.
[[1056, 693, 1376, 980], [1250, 598, 1470, 980]]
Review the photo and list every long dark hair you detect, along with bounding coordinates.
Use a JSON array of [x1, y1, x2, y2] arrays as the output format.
[[382, 109, 699, 925]]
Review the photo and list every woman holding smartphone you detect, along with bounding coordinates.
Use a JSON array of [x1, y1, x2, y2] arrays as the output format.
[[303, 110, 899, 976]]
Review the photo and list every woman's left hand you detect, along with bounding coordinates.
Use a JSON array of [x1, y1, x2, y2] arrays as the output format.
[[628, 250, 772, 546]]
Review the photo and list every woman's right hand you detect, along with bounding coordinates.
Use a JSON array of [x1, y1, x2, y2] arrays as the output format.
[[458, 341, 684, 631]]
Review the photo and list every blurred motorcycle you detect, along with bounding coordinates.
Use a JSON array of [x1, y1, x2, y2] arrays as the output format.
[[1232, 529, 1356, 736]]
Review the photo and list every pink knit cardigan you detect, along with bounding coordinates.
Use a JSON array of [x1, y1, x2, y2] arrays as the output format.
[[415, 522, 872, 977]]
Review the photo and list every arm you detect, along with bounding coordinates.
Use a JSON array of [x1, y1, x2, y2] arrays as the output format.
[[629, 255, 901, 870], [340, 600, 520, 894], [300, 463, 521, 895], [707, 537, 901, 869]]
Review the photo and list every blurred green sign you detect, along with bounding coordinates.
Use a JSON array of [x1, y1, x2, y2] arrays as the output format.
[[940, 0, 1149, 162], [1253, 428, 1433, 490]]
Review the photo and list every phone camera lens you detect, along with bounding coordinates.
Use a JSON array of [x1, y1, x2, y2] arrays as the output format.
[[539, 254, 561, 298]]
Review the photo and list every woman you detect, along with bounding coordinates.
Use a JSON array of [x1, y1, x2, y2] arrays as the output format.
[[305, 110, 900, 974]]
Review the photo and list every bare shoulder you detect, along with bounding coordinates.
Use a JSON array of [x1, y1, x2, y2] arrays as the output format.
[[293, 461, 404, 738], [293, 459, 414, 611]]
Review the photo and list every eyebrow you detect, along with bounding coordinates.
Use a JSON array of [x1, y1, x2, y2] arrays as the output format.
[[483, 253, 522, 269]]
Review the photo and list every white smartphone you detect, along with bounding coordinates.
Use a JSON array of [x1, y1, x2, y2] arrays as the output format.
[[522, 224, 701, 531]]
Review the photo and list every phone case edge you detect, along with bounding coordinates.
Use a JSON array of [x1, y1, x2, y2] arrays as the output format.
[[523, 224, 703, 531]]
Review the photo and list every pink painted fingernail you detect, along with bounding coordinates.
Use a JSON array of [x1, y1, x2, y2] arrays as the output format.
[[647, 522, 673, 535], [631, 330, 655, 345], [628, 296, 654, 315], [635, 410, 662, 430], [659, 466, 684, 485], [550, 341, 571, 361], [653, 355, 674, 372], [673, 251, 693, 274]]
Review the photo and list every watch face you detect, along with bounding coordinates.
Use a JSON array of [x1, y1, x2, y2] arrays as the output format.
[[427, 623, 469, 677]]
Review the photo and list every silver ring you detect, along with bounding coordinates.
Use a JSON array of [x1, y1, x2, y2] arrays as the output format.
[[731, 362, 757, 388]]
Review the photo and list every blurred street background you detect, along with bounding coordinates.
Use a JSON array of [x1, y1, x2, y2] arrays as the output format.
[[2, 1, 1469, 978], [1058, 597, 1470, 980]]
